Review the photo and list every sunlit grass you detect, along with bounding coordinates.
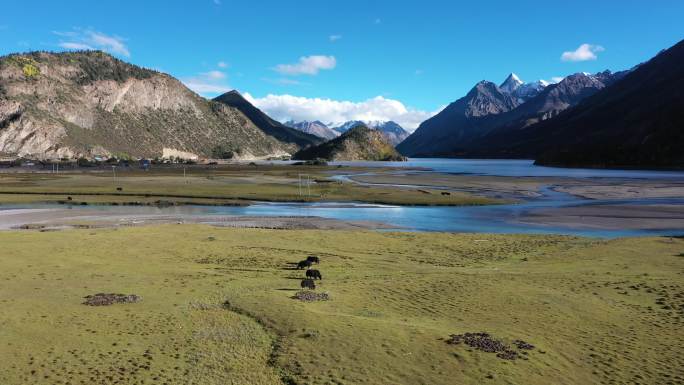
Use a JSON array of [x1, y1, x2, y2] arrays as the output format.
[[1, 226, 682, 384]]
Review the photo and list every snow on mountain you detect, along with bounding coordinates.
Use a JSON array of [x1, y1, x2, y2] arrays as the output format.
[[515, 80, 549, 101], [329, 120, 410, 145], [500, 73, 550, 102], [284, 120, 341, 140], [499, 73, 524, 94]]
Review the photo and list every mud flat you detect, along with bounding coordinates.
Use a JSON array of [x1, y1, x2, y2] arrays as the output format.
[[351, 172, 684, 201], [0, 207, 397, 231], [555, 182, 684, 200], [350, 173, 551, 200], [520, 204, 684, 231]]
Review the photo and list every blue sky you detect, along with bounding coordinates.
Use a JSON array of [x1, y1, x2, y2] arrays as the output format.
[[1, 0, 682, 129]]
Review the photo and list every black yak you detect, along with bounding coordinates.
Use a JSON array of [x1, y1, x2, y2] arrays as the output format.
[[306, 269, 322, 280], [306, 255, 320, 264], [297, 260, 312, 270], [301, 278, 316, 290]]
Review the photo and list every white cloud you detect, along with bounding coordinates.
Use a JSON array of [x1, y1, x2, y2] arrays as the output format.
[[59, 42, 94, 50], [182, 70, 231, 95], [561, 43, 604, 62], [329, 34, 342, 42], [242, 93, 441, 131], [203, 70, 226, 80], [54, 29, 130, 57], [274, 55, 336, 76], [262, 78, 306, 86], [217, 61, 228, 68]]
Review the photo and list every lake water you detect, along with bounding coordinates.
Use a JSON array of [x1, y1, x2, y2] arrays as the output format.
[[3, 159, 684, 237], [327, 158, 684, 179]]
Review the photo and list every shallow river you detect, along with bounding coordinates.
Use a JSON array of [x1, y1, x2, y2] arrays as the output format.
[[2, 159, 684, 237]]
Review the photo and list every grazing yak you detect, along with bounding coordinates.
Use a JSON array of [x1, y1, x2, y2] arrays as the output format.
[[306, 269, 322, 280], [297, 260, 312, 270], [301, 278, 316, 290], [306, 255, 320, 264]]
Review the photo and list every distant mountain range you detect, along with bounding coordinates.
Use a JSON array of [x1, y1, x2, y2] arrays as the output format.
[[398, 38, 684, 169], [286, 119, 410, 145], [0, 51, 319, 160], [493, 39, 684, 168], [1, 39, 682, 167], [293, 124, 405, 161], [397, 68, 630, 160], [284, 120, 340, 140]]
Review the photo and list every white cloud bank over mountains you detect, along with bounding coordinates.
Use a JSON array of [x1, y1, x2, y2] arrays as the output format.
[[561, 43, 604, 62], [243, 93, 441, 131]]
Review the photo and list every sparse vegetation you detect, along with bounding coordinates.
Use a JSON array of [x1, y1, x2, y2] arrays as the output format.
[[22, 63, 40, 78], [0, 165, 500, 206], [3, 55, 41, 78], [211, 145, 241, 159]]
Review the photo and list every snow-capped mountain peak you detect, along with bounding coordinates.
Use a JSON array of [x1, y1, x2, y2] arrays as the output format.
[[499, 73, 524, 94], [499, 73, 552, 102]]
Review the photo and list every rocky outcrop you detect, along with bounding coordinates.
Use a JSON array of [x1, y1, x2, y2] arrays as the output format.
[[0, 51, 310, 159]]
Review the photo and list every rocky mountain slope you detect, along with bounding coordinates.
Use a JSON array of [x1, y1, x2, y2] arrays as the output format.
[[214, 91, 322, 149], [372, 121, 410, 145], [284, 120, 340, 140], [293, 124, 406, 161], [397, 71, 623, 157], [504, 40, 684, 168], [0, 51, 313, 160], [396, 80, 520, 156]]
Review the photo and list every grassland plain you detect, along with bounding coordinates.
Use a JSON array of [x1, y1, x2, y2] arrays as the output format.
[[0, 165, 498, 206], [0, 226, 683, 384]]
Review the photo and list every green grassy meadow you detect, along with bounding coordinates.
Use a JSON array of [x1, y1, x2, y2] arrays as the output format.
[[1, 226, 682, 384]]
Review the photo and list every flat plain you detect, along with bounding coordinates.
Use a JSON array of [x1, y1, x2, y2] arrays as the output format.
[[0, 165, 498, 207], [1, 225, 683, 385]]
